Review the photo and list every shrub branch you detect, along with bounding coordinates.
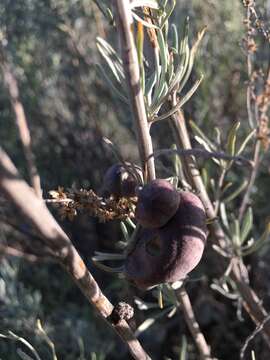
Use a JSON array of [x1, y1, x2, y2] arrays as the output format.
[[171, 107, 270, 345], [0, 147, 151, 360], [0, 44, 42, 198], [114, 0, 155, 182], [114, 2, 212, 358]]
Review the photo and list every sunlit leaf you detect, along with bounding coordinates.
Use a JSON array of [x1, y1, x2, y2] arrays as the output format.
[[227, 121, 240, 156], [96, 65, 128, 103], [0, 331, 42, 360], [130, 0, 159, 10], [92, 251, 125, 261], [152, 76, 203, 122], [179, 335, 187, 360], [17, 349, 35, 360], [36, 320, 58, 360], [242, 222, 270, 256], [171, 23, 178, 52], [232, 218, 241, 248], [132, 12, 160, 29], [160, 0, 176, 29], [134, 297, 159, 310], [96, 37, 124, 82], [137, 21, 145, 92], [178, 26, 206, 94], [92, 261, 124, 273], [220, 202, 230, 233], [135, 307, 173, 336], [120, 221, 129, 241], [189, 120, 217, 151], [237, 129, 256, 155], [145, 71, 157, 102]]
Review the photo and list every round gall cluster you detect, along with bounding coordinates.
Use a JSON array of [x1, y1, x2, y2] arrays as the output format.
[[125, 179, 207, 289]]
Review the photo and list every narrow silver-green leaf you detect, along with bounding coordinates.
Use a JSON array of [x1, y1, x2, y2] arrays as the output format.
[[3, 332, 42, 360], [96, 37, 124, 82], [240, 207, 253, 244], [227, 121, 240, 156], [242, 222, 270, 256], [120, 221, 129, 241], [96, 37, 124, 73], [130, 0, 159, 9], [193, 136, 220, 166], [96, 64, 128, 103], [160, 0, 176, 29], [135, 307, 173, 336], [171, 44, 189, 91], [214, 127, 222, 145], [223, 179, 248, 203], [232, 218, 241, 248], [176, 75, 203, 107], [157, 29, 168, 74], [92, 1, 114, 23], [221, 182, 233, 195], [132, 12, 160, 29], [237, 129, 256, 155], [126, 217, 136, 229], [17, 349, 35, 360], [92, 261, 124, 273], [145, 71, 157, 101], [179, 336, 187, 360], [167, 52, 174, 84], [178, 26, 206, 94], [92, 251, 125, 261], [171, 23, 179, 52], [179, 17, 189, 56], [152, 76, 203, 122], [190, 120, 217, 151], [220, 202, 230, 233], [151, 29, 168, 108], [36, 320, 58, 360]]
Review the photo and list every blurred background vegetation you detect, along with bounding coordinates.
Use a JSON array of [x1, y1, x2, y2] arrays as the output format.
[[1, 0, 270, 359]]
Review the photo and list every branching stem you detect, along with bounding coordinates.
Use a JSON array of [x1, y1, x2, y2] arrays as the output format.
[[0, 147, 151, 360], [114, 0, 155, 182]]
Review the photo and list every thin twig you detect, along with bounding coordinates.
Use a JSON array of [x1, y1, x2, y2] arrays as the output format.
[[0, 147, 151, 360], [147, 148, 253, 167], [114, 0, 155, 182], [171, 108, 270, 345], [214, 168, 227, 216], [238, 139, 261, 221], [114, 4, 212, 357], [176, 287, 213, 360], [0, 44, 42, 198], [0, 244, 51, 263], [246, 2, 255, 129], [240, 314, 270, 359], [238, 1, 262, 222]]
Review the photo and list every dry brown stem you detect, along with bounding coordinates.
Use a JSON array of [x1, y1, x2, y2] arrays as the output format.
[[0, 44, 42, 198], [171, 108, 270, 344], [113, 2, 212, 357], [0, 244, 51, 263], [238, 140, 261, 221], [0, 147, 151, 360], [114, 0, 155, 182], [176, 287, 213, 360]]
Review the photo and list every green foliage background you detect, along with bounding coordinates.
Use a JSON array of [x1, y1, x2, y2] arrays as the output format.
[[1, 1, 270, 359]]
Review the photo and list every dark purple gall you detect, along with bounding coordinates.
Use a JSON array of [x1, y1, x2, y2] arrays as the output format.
[[101, 163, 142, 199], [135, 179, 180, 228], [125, 191, 207, 289]]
